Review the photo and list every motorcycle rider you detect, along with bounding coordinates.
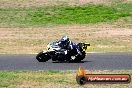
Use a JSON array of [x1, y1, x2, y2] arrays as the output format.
[[58, 36, 82, 59], [58, 36, 74, 50]]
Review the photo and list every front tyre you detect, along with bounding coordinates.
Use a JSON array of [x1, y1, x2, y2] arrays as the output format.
[[70, 52, 86, 62], [36, 51, 51, 62]]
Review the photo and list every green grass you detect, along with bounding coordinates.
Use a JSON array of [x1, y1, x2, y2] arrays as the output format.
[[0, 3, 131, 27], [0, 70, 75, 88], [0, 71, 17, 87], [0, 70, 132, 88]]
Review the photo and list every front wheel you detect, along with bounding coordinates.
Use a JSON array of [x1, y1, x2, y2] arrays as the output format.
[[70, 52, 86, 62], [36, 51, 51, 62]]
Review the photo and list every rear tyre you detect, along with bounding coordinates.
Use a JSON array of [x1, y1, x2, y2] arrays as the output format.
[[36, 51, 51, 62]]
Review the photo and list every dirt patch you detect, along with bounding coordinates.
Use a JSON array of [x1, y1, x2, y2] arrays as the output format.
[[1, 23, 131, 40], [39, 83, 73, 88], [9, 81, 40, 88], [113, 17, 132, 29], [0, 23, 132, 53], [0, 0, 131, 8], [78, 0, 112, 4], [93, 29, 132, 38]]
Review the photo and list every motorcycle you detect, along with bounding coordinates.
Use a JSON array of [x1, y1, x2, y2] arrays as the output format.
[[36, 40, 91, 62]]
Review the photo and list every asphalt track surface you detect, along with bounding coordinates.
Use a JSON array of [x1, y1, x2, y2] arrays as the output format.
[[0, 52, 132, 70]]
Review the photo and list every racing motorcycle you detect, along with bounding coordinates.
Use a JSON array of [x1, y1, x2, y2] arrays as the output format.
[[36, 41, 91, 62]]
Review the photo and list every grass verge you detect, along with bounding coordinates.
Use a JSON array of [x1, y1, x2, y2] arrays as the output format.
[[0, 23, 132, 54], [0, 3, 131, 27], [0, 2, 131, 53], [0, 70, 132, 88]]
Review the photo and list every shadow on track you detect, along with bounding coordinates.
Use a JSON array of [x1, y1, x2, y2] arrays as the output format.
[[52, 60, 92, 63]]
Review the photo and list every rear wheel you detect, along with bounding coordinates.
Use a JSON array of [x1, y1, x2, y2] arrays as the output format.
[[36, 51, 51, 62]]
